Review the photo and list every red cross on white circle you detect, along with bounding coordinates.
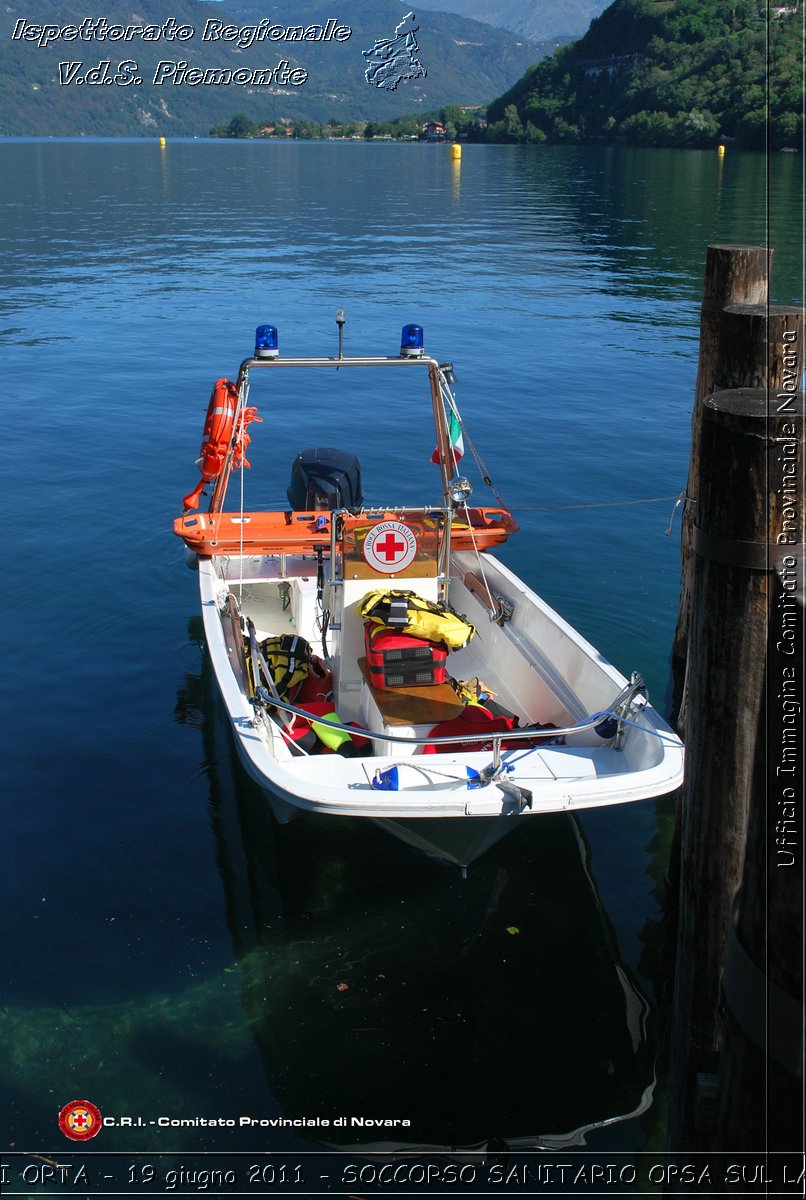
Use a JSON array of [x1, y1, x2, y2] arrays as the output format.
[[375, 532, 406, 561], [363, 521, 418, 573]]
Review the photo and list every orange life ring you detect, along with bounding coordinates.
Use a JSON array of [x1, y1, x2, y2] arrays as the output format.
[[183, 378, 239, 510]]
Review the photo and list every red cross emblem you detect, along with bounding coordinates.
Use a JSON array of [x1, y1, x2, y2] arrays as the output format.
[[376, 532, 406, 561], [363, 521, 418, 574], [59, 1099, 103, 1141]]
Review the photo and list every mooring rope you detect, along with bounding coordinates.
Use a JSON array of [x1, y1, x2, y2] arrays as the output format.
[[436, 372, 679, 525], [508, 495, 681, 512]]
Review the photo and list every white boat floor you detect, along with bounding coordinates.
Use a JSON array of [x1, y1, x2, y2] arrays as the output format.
[[285, 743, 625, 784]]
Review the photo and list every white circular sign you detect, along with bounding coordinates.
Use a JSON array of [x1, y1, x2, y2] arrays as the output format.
[[363, 521, 418, 573]]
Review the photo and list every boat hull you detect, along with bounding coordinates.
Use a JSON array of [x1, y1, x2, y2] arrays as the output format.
[[370, 814, 524, 867], [225, 737, 529, 866], [198, 550, 684, 868]]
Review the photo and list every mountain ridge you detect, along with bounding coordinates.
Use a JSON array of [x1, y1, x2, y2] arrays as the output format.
[[0, 0, 545, 135], [409, 0, 609, 42]]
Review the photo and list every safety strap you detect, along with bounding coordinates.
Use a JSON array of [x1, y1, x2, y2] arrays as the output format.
[[387, 595, 410, 626], [270, 634, 310, 698]]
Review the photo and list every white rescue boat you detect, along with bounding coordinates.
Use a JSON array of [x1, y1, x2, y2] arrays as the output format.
[[175, 317, 684, 867]]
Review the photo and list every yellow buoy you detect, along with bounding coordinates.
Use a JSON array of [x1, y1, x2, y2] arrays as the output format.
[[717, 143, 725, 156], [159, 136, 166, 147], [451, 143, 462, 161]]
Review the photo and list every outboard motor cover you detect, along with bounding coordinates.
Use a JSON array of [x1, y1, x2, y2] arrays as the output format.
[[287, 448, 363, 511]]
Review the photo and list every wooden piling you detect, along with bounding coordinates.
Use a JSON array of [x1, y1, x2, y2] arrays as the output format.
[[666, 387, 804, 1153], [715, 585, 804, 1152], [717, 302, 805, 390], [693, 246, 771, 400], [674, 302, 805, 732], [714, 388, 805, 1154], [665, 302, 804, 900], [671, 245, 771, 731]]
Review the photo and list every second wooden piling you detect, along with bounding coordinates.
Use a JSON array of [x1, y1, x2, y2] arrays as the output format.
[[666, 386, 803, 1152], [671, 245, 771, 730]]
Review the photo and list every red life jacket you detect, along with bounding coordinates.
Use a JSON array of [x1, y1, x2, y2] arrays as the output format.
[[293, 657, 333, 705], [422, 705, 517, 754]]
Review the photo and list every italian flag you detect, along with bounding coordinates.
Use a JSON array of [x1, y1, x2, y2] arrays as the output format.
[[431, 404, 464, 466]]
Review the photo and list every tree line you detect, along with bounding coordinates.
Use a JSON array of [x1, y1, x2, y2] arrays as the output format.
[[212, 0, 802, 152], [210, 105, 484, 142]]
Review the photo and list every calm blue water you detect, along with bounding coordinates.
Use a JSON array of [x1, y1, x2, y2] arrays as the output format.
[[0, 140, 802, 1169]]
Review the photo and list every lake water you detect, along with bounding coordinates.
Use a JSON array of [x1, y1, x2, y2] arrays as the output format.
[[0, 139, 802, 1174]]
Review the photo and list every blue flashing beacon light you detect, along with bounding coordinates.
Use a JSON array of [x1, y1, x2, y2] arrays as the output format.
[[400, 323, 424, 357], [255, 324, 279, 359]]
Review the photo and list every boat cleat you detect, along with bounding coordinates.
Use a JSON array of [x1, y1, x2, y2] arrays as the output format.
[[498, 778, 533, 811]]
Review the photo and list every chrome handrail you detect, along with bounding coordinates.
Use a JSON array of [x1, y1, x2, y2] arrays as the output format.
[[248, 681, 646, 751], [235, 353, 442, 390], [228, 353, 455, 512]]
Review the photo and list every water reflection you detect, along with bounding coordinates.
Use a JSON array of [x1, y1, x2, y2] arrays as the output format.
[[2, 143, 800, 306], [184, 644, 660, 1152], [2, 136, 796, 1160]]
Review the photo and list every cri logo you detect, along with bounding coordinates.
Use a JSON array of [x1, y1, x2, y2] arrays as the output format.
[[58, 1100, 103, 1141]]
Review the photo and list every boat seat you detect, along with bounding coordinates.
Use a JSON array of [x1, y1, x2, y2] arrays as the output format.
[[358, 658, 464, 727], [358, 657, 466, 757]]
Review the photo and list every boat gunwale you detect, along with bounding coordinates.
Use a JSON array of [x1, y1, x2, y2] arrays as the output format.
[[244, 684, 662, 751], [198, 573, 684, 824], [197, 554, 683, 772]]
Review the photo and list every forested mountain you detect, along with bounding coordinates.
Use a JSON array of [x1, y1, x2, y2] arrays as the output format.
[[0, 0, 541, 135], [485, 0, 803, 149]]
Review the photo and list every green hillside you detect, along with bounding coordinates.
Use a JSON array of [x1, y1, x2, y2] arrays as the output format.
[[484, 0, 802, 149]]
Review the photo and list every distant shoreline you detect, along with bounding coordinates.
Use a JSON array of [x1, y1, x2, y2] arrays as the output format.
[[0, 135, 789, 154]]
